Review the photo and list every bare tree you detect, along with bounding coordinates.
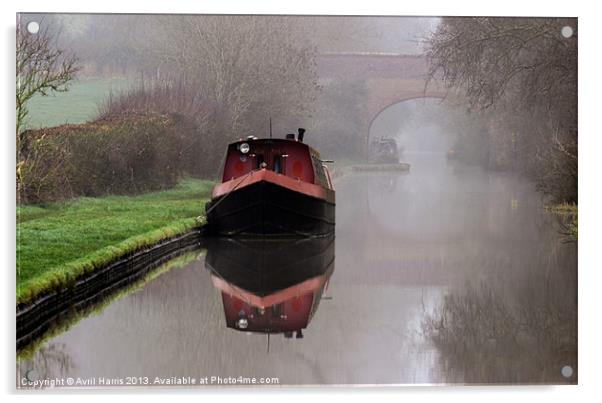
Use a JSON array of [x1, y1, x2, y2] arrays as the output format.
[[16, 23, 80, 140], [427, 17, 577, 203], [154, 15, 319, 137], [427, 18, 576, 111], [16, 22, 80, 203]]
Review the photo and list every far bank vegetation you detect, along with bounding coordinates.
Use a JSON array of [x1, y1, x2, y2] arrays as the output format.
[[427, 17, 577, 205]]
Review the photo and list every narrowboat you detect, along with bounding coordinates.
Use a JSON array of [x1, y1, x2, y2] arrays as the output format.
[[369, 137, 400, 164], [205, 128, 335, 237], [205, 236, 335, 338]]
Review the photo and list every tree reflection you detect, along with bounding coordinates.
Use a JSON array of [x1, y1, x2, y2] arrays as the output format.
[[18, 343, 74, 385], [423, 250, 577, 384]]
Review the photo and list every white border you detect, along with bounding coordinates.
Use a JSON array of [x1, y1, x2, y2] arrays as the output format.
[[2, 1, 600, 402]]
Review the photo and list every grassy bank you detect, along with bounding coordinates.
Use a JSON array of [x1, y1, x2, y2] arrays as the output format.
[[17, 178, 213, 305], [545, 202, 578, 240]]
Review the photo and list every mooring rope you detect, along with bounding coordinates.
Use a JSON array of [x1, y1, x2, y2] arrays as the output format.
[[202, 169, 258, 218]]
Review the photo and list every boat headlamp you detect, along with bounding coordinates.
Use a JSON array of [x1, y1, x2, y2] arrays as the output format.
[[239, 143, 250, 154]]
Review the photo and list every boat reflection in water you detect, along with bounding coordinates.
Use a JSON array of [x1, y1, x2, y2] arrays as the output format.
[[204, 236, 334, 339]]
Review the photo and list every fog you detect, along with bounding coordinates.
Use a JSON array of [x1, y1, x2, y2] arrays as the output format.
[[27, 14, 438, 56], [370, 99, 454, 153]]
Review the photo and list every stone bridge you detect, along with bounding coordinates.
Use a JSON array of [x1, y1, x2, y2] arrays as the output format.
[[317, 52, 448, 157]]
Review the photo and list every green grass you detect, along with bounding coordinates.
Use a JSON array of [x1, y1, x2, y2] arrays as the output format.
[[16, 178, 213, 305], [25, 76, 135, 129], [545, 202, 578, 240], [544, 202, 578, 215]]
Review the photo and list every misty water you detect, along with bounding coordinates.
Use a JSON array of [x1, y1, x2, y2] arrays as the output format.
[[17, 151, 577, 386]]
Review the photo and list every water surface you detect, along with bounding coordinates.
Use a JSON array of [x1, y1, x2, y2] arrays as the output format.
[[18, 152, 577, 386]]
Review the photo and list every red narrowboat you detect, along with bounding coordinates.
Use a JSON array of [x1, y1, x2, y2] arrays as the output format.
[[205, 128, 335, 237]]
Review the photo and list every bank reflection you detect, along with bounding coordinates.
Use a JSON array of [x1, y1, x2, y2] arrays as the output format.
[[17, 342, 74, 388], [204, 236, 335, 338], [422, 240, 578, 384]]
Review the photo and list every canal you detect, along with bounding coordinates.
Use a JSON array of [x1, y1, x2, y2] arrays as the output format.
[[17, 151, 577, 386]]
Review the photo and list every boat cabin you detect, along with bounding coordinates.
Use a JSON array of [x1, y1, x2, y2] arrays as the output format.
[[221, 129, 333, 190]]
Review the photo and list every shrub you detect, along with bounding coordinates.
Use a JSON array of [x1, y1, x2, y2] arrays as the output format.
[[18, 111, 194, 204], [98, 80, 229, 179]]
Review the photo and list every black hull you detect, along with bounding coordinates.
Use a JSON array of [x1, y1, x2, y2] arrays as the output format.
[[205, 180, 335, 237], [204, 236, 335, 295]]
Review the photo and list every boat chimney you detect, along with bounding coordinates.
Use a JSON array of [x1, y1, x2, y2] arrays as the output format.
[[286, 133, 295, 140], [297, 128, 305, 143]]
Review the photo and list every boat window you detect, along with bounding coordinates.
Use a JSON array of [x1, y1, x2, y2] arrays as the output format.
[[273, 155, 282, 173], [256, 154, 264, 169]]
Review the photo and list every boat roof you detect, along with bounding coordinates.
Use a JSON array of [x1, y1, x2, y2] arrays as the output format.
[[229, 137, 321, 157]]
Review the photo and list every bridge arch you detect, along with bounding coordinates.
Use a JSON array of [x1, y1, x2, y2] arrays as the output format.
[[368, 92, 447, 132], [367, 93, 447, 145], [317, 52, 448, 159]]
